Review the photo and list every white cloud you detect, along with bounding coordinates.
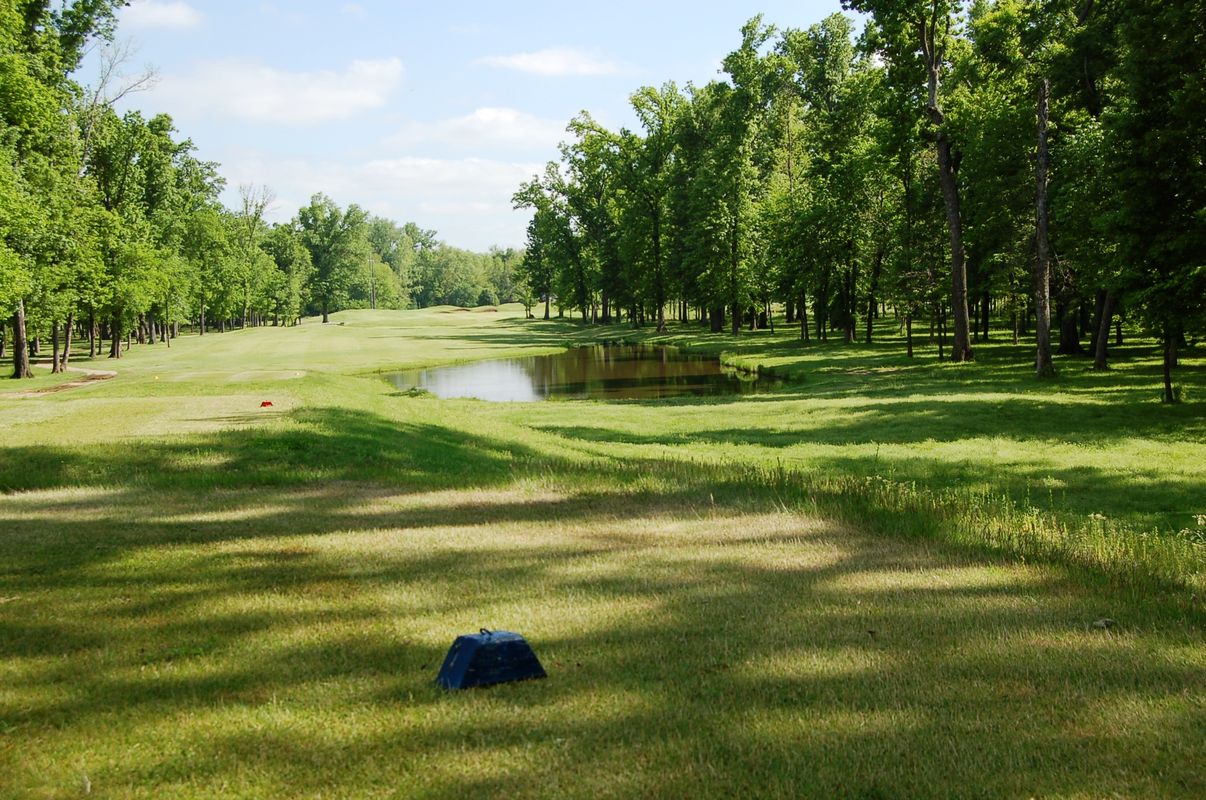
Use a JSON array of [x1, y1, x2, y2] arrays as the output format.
[[221, 154, 540, 249], [257, 3, 308, 25], [339, 3, 366, 17], [480, 48, 619, 77], [153, 58, 404, 125], [121, 0, 202, 29], [390, 108, 568, 153]]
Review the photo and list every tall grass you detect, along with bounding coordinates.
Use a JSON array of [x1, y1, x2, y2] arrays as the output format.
[[541, 456, 1206, 609]]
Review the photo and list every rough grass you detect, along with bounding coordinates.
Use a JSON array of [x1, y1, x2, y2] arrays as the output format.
[[0, 305, 1203, 799]]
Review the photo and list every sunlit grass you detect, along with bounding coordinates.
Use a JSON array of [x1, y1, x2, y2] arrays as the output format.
[[2, 480, 1202, 798]]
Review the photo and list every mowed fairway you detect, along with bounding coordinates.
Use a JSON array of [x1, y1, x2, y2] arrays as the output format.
[[1, 307, 1203, 799]]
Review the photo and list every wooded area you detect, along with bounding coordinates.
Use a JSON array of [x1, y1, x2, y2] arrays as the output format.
[[514, 0, 1205, 401], [1, 1, 524, 379], [3, 0, 1204, 401]]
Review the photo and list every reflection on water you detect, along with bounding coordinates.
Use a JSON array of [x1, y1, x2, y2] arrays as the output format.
[[385, 344, 779, 402]]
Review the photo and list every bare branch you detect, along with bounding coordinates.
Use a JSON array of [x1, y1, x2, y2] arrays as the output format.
[[78, 39, 161, 174]]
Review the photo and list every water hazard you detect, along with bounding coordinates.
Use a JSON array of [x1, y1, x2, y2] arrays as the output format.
[[384, 344, 780, 402]]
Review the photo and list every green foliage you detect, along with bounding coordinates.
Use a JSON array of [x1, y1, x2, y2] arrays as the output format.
[[1108, 0, 1206, 339], [261, 222, 311, 324], [296, 193, 368, 320], [1, 3, 518, 370], [505, 1, 1199, 398]]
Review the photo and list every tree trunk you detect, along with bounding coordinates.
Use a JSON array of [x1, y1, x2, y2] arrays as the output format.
[[64, 318, 80, 358], [88, 310, 97, 358], [731, 304, 741, 336], [937, 308, 946, 361], [1088, 290, 1105, 355], [1162, 330, 1176, 403], [801, 297, 809, 342], [936, 134, 972, 362], [906, 314, 914, 358], [653, 214, 666, 332], [108, 314, 122, 359], [51, 323, 61, 373], [866, 248, 882, 344], [1035, 81, 1058, 374], [11, 300, 33, 378], [321, 299, 330, 324], [843, 267, 855, 344], [980, 289, 990, 340], [543, 294, 550, 320], [921, 11, 972, 362], [1092, 291, 1116, 370], [1057, 304, 1081, 354]]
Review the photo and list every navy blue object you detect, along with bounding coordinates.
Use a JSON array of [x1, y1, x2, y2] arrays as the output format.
[[436, 628, 547, 689]]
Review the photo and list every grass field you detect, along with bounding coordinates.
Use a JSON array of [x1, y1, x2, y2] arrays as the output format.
[[1, 305, 1203, 798]]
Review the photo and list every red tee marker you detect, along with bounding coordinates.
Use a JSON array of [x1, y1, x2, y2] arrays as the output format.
[[260, 401, 274, 408]]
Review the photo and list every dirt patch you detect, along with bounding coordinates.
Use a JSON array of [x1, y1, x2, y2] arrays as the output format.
[[1, 367, 116, 399]]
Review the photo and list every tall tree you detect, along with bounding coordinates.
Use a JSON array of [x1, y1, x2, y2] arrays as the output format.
[[614, 84, 685, 330], [846, 0, 975, 361], [1108, 0, 1206, 402], [296, 194, 368, 323], [231, 184, 275, 327]]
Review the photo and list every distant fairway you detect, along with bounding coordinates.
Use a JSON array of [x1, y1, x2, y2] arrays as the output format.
[[1, 307, 1202, 798]]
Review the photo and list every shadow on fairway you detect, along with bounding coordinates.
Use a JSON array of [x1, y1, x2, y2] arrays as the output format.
[[535, 380, 1205, 533], [0, 407, 1202, 799], [59, 539, 1201, 798]]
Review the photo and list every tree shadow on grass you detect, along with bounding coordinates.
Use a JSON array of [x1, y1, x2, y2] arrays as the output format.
[[2, 496, 1201, 797], [535, 386, 1205, 534], [0, 408, 1202, 798], [539, 388, 1206, 445], [0, 406, 532, 495]]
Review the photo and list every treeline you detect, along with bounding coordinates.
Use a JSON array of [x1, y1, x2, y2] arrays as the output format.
[[1, 2, 525, 379], [515, 0, 1204, 401]]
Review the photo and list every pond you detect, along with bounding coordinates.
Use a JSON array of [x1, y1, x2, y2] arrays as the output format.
[[384, 344, 780, 402]]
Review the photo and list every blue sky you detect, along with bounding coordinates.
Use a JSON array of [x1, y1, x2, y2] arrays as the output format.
[[91, 0, 855, 250]]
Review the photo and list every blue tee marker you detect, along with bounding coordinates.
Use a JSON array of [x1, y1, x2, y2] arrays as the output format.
[[436, 629, 548, 690]]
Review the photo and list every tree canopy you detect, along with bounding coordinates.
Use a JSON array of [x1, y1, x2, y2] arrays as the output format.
[[512, 1, 1204, 400]]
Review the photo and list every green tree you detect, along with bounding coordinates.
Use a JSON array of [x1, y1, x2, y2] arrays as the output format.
[[296, 194, 368, 323], [262, 223, 311, 326], [846, 0, 975, 361], [1108, 0, 1206, 402]]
